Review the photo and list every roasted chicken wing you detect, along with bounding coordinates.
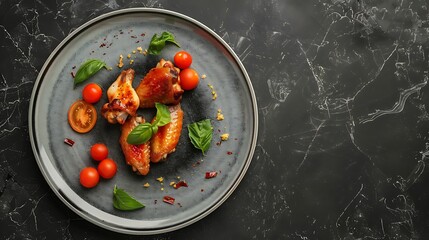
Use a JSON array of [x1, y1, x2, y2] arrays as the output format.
[[136, 59, 184, 108], [150, 104, 184, 163], [101, 69, 139, 124], [119, 116, 151, 175]]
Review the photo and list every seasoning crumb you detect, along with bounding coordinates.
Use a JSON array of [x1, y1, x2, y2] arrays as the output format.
[[136, 46, 143, 53], [169, 181, 176, 186], [177, 176, 181, 180], [156, 177, 164, 182], [161, 187, 164, 191], [208, 84, 217, 100], [143, 182, 150, 188], [127, 54, 131, 59], [117, 54, 124, 68], [132, 50, 136, 54], [130, 59, 134, 65], [201, 74, 207, 79], [143, 49, 148, 56], [216, 109, 224, 121], [220, 133, 230, 141]]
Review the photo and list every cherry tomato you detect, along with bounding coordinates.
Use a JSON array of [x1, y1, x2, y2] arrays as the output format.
[[90, 143, 109, 161], [68, 100, 97, 133], [82, 83, 102, 104], [179, 68, 199, 90], [174, 51, 193, 69], [80, 167, 99, 188], [98, 158, 117, 179]]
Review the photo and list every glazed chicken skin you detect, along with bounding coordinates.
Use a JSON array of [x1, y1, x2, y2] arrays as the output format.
[[101, 69, 140, 124], [136, 59, 184, 108], [119, 116, 151, 175], [150, 104, 184, 163]]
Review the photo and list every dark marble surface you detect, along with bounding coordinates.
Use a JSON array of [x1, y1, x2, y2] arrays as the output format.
[[1, 0, 429, 239]]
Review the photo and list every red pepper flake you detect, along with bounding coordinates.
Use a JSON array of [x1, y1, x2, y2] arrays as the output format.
[[140, 33, 145, 37], [100, 43, 106, 48], [227, 151, 233, 155], [70, 72, 75, 78], [205, 171, 217, 179], [64, 138, 75, 146], [174, 181, 188, 189], [163, 196, 175, 205]]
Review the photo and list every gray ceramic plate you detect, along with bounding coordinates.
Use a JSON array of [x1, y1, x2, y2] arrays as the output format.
[[29, 8, 257, 235]]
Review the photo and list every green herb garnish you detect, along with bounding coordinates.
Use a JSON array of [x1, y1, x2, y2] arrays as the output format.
[[127, 103, 171, 145], [147, 32, 180, 55], [188, 119, 213, 155], [74, 59, 108, 87], [113, 185, 145, 211]]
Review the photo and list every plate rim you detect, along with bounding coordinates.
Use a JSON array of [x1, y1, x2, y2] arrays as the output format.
[[28, 7, 258, 235]]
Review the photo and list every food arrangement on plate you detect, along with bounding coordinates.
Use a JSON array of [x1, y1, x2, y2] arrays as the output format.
[[65, 31, 224, 210]]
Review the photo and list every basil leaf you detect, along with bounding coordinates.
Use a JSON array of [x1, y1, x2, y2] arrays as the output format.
[[148, 32, 180, 55], [154, 103, 171, 127], [127, 123, 153, 145], [113, 185, 145, 211], [188, 119, 213, 155], [74, 59, 107, 87], [151, 124, 159, 135]]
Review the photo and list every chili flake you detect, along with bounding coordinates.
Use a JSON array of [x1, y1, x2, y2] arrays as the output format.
[[64, 138, 75, 146], [163, 196, 175, 205], [205, 171, 218, 179], [173, 181, 188, 189]]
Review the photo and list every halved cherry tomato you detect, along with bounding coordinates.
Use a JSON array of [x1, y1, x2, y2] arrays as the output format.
[[80, 167, 99, 188], [82, 83, 102, 104], [174, 50, 192, 69], [179, 68, 199, 90], [90, 143, 108, 161], [68, 100, 97, 133], [97, 158, 117, 179]]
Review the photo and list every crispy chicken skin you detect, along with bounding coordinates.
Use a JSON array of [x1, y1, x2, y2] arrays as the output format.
[[136, 59, 184, 108], [101, 69, 140, 124], [150, 104, 184, 163], [119, 116, 151, 175]]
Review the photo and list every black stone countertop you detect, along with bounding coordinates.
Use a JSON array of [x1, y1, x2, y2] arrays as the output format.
[[2, 0, 429, 239]]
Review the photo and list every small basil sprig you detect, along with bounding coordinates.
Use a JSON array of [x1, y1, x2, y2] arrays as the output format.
[[113, 185, 145, 211], [74, 59, 108, 87], [188, 119, 213, 155], [148, 32, 180, 55], [127, 103, 171, 145]]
